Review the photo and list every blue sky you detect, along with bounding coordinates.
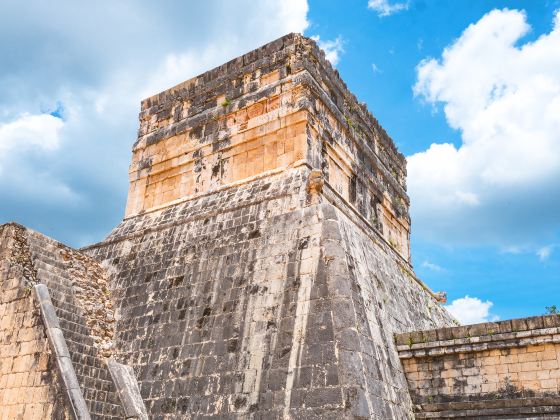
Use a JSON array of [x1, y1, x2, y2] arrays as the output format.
[[0, 0, 558, 324], [307, 1, 560, 322]]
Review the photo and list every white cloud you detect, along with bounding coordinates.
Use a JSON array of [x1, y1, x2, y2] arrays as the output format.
[[311, 35, 344, 65], [0, 0, 309, 245], [501, 245, 523, 255], [0, 113, 63, 155], [421, 260, 445, 272], [444, 295, 498, 325], [368, 0, 409, 17], [0, 114, 66, 202], [409, 9, 560, 249], [537, 246, 552, 261], [371, 63, 381, 74]]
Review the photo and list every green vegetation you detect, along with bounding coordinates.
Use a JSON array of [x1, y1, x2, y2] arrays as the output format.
[[545, 305, 558, 315]]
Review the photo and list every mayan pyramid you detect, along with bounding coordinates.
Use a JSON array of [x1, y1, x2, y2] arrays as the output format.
[[1, 34, 455, 419]]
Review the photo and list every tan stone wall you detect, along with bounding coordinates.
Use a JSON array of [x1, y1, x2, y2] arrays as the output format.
[[0, 223, 124, 419], [401, 343, 560, 398], [396, 315, 560, 417], [126, 69, 308, 217], [0, 227, 61, 419]]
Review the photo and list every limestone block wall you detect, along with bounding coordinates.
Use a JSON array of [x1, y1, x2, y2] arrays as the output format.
[[396, 315, 560, 418], [126, 34, 310, 218], [0, 223, 126, 419], [85, 165, 453, 419], [0, 224, 67, 419]]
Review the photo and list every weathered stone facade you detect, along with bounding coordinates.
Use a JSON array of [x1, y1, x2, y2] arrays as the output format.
[[124, 33, 411, 261], [396, 316, 560, 418], [1, 33, 556, 419], [84, 185, 451, 418], [0, 224, 63, 419], [77, 33, 452, 418]]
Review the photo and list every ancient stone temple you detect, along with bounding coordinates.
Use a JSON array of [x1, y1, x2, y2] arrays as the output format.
[[1, 33, 559, 419]]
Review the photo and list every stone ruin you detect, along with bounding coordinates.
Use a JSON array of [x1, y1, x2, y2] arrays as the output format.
[[1, 33, 559, 419]]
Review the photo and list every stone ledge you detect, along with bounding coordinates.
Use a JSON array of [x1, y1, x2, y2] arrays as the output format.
[[141, 33, 298, 107], [415, 396, 560, 418], [395, 315, 560, 357], [398, 330, 560, 359], [122, 162, 307, 221], [136, 70, 306, 152]]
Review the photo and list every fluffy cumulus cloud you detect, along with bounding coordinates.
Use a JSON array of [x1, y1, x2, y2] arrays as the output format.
[[409, 9, 560, 249], [0, 113, 63, 159], [444, 296, 498, 325], [0, 0, 309, 246], [368, 0, 409, 17]]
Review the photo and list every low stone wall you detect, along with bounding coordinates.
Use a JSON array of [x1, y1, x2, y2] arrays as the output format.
[[395, 315, 560, 418]]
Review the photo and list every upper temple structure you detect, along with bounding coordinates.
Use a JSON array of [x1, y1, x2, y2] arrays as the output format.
[[2, 34, 560, 419], [125, 32, 411, 261]]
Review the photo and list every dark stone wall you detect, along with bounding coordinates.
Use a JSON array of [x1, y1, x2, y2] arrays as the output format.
[[88, 169, 322, 418], [320, 193, 451, 419], [86, 166, 452, 419]]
